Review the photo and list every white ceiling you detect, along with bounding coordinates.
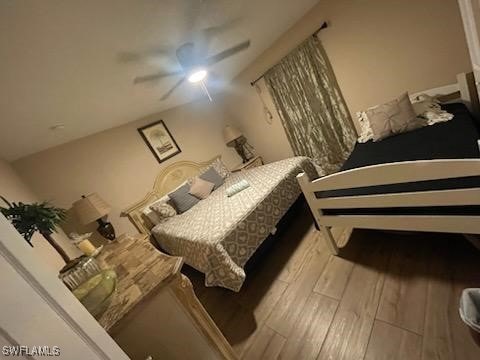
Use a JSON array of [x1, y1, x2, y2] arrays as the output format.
[[0, 0, 318, 161]]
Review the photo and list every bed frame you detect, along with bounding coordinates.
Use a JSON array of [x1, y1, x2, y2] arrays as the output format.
[[298, 72, 480, 254], [121, 156, 220, 235]]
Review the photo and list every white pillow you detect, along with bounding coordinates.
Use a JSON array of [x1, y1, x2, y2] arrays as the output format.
[[356, 110, 374, 143], [410, 93, 454, 125], [142, 195, 170, 226]]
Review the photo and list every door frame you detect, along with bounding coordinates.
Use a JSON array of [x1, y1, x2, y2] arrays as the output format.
[[458, 0, 480, 72]]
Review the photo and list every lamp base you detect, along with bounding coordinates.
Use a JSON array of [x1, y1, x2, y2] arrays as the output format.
[[234, 139, 250, 163], [96, 218, 116, 241]]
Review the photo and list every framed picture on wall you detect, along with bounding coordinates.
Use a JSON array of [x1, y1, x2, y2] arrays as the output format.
[[137, 120, 181, 163]]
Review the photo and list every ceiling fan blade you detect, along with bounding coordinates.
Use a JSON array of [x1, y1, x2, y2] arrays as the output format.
[[206, 40, 250, 65], [200, 17, 242, 44], [134, 70, 183, 84], [183, 0, 203, 35], [118, 46, 172, 63], [145, 46, 173, 57], [192, 17, 242, 55], [160, 77, 186, 101], [117, 51, 143, 63]]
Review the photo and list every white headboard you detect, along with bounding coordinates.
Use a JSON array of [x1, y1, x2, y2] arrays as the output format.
[[120, 155, 220, 235]]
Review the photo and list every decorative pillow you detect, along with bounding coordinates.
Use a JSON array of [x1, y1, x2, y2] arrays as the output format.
[[356, 111, 374, 143], [357, 93, 453, 143], [210, 158, 231, 178], [419, 108, 454, 125], [410, 93, 440, 111], [226, 180, 250, 197], [149, 202, 177, 223], [366, 93, 424, 141], [189, 177, 215, 199], [168, 184, 200, 214], [410, 93, 454, 125], [199, 167, 224, 190], [141, 195, 170, 226]]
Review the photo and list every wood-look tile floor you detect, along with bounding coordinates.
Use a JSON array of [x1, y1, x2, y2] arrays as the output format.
[[183, 203, 480, 360]]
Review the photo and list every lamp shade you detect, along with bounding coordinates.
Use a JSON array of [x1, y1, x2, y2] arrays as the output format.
[[73, 193, 111, 225], [223, 125, 243, 146]]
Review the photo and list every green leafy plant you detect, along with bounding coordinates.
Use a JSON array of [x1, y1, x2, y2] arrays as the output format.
[[0, 196, 70, 263]]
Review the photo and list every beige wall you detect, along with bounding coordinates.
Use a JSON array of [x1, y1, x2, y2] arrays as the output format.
[[10, 0, 473, 240], [0, 158, 78, 272], [14, 99, 238, 238], [222, 0, 472, 163]]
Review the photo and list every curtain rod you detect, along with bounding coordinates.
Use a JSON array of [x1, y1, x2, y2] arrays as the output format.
[[250, 21, 329, 87]]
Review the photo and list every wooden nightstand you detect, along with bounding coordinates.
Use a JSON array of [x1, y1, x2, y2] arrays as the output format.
[[231, 156, 263, 172]]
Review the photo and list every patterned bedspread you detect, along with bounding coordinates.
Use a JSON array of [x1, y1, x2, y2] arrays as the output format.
[[152, 156, 317, 291]]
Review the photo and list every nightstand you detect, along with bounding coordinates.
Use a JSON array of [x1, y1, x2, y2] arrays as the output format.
[[231, 156, 263, 172]]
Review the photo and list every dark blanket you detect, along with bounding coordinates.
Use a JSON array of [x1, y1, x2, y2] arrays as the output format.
[[318, 103, 480, 215]]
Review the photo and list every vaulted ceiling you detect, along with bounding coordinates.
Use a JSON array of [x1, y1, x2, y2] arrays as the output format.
[[0, 0, 319, 160]]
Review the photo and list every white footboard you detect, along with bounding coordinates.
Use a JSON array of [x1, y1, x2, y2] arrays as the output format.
[[297, 159, 480, 254]]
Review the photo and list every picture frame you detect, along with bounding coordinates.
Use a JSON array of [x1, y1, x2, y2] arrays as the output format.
[[137, 120, 181, 163]]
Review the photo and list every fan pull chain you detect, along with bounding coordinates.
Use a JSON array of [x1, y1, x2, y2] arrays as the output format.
[[200, 80, 213, 102], [254, 83, 273, 124]]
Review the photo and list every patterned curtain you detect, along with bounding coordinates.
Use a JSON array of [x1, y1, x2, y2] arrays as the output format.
[[264, 36, 356, 175]]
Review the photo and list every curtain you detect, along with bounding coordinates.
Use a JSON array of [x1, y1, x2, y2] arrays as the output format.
[[264, 36, 356, 175]]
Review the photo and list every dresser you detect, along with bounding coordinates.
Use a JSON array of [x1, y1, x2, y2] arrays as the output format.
[[96, 234, 237, 360]]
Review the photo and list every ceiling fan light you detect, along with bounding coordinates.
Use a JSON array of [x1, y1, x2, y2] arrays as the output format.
[[188, 69, 207, 83]]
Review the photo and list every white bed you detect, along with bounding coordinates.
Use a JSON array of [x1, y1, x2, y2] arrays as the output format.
[[297, 72, 480, 254]]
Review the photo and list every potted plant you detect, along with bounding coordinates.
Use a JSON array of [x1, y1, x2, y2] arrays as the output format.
[[0, 196, 70, 263]]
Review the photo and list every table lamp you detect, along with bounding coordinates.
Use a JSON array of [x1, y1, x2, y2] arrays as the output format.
[[223, 125, 254, 163], [73, 193, 116, 241]]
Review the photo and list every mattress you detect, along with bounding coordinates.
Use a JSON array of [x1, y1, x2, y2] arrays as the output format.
[[152, 156, 317, 291], [319, 103, 480, 215]]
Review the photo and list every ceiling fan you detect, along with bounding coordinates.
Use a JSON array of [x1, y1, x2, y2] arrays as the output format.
[[133, 39, 250, 101]]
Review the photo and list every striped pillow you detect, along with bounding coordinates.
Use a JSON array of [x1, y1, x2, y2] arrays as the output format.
[[199, 167, 224, 190], [168, 183, 200, 213]]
